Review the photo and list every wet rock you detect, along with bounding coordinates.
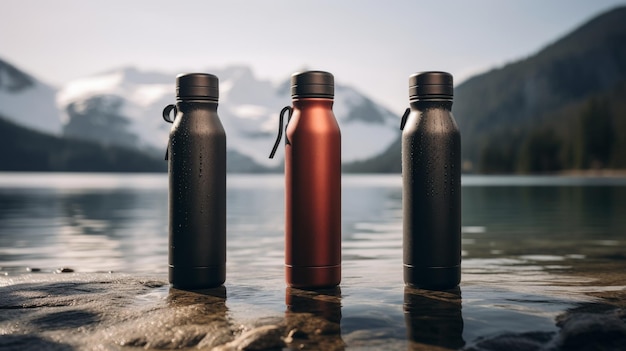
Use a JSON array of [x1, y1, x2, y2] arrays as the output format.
[[557, 311, 626, 350], [284, 328, 307, 343], [123, 322, 233, 350], [196, 327, 236, 349], [284, 312, 340, 336], [465, 332, 554, 351], [215, 325, 285, 351], [107, 295, 234, 349], [0, 334, 73, 351]]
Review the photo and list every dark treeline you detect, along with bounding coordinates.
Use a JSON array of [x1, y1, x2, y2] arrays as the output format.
[[0, 114, 166, 172], [480, 85, 626, 173]]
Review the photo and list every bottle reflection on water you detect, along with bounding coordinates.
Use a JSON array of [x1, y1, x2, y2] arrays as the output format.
[[160, 286, 231, 348], [403, 286, 464, 349], [285, 287, 344, 351], [167, 286, 228, 321], [168, 285, 227, 305]]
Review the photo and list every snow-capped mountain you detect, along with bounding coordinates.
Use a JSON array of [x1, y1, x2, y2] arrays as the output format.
[[0, 58, 61, 134], [0, 56, 399, 171], [57, 66, 400, 168]]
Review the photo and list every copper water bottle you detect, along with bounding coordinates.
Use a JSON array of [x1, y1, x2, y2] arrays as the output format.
[[270, 71, 341, 289]]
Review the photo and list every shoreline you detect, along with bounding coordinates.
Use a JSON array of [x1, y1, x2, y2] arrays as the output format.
[[1, 272, 625, 350]]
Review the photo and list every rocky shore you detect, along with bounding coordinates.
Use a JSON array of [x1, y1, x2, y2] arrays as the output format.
[[1, 272, 625, 350]]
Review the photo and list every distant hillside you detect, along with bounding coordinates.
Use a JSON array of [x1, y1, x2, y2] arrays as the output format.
[[347, 6, 626, 173], [0, 58, 61, 134], [0, 114, 166, 172]]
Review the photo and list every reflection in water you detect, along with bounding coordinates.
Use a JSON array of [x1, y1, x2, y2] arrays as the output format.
[[462, 184, 626, 239], [167, 286, 228, 320], [0, 187, 168, 272], [167, 286, 232, 347], [168, 285, 228, 305], [285, 287, 344, 351], [403, 286, 464, 349]]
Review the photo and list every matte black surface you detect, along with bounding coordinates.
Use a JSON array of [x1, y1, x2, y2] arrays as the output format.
[[402, 72, 461, 289], [409, 71, 453, 100], [176, 73, 219, 101], [169, 266, 225, 290], [167, 79, 226, 289], [291, 71, 334, 98]]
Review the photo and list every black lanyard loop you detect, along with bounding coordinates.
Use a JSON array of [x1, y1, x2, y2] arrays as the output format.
[[269, 106, 293, 159]]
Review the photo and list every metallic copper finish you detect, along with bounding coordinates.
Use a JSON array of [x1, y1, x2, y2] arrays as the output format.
[[285, 98, 341, 289]]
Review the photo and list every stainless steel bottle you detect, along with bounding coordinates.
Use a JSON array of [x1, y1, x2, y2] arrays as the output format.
[[162, 73, 226, 289], [401, 71, 461, 290], [270, 71, 341, 289]]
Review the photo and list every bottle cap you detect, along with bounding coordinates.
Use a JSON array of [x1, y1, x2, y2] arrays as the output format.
[[409, 71, 453, 100], [291, 71, 334, 98], [176, 73, 219, 101]]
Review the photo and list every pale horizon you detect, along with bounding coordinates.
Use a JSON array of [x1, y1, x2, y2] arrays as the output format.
[[1, 0, 624, 113]]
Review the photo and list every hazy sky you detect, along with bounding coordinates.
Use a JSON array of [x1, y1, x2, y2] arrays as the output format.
[[1, 0, 624, 113]]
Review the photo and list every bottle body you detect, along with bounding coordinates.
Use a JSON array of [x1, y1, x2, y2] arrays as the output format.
[[168, 101, 226, 289], [402, 100, 461, 289], [285, 98, 341, 288]]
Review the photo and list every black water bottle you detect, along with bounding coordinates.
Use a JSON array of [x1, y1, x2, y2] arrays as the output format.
[[162, 73, 226, 289], [401, 71, 461, 290]]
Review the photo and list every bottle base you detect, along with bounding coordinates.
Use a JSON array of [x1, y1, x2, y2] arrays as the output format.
[[404, 264, 460, 290], [286, 264, 341, 289], [169, 265, 225, 290]]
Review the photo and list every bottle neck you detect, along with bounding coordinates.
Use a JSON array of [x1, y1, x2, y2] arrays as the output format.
[[409, 99, 453, 110], [176, 100, 218, 111], [293, 97, 334, 109]]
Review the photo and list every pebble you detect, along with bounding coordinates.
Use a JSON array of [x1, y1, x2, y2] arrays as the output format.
[[55, 267, 75, 273]]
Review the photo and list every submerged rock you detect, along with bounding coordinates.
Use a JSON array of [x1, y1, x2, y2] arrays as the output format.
[[466, 332, 554, 351], [465, 307, 626, 351], [214, 325, 285, 351], [557, 310, 626, 350]]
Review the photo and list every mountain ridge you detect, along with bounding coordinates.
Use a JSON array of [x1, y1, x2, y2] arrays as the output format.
[[0, 57, 62, 135], [347, 5, 626, 173], [0, 59, 400, 172], [55, 65, 400, 169]]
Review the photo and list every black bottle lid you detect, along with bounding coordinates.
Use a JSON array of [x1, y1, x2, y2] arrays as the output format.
[[291, 71, 334, 98], [409, 71, 453, 100], [176, 73, 219, 101]]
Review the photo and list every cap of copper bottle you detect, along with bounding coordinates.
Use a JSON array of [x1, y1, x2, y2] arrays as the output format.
[[291, 71, 334, 98]]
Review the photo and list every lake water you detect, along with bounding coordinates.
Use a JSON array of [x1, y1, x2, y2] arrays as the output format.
[[1, 173, 625, 349]]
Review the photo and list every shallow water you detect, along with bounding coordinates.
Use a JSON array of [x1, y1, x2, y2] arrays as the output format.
[[1, 173, 625, 349]]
